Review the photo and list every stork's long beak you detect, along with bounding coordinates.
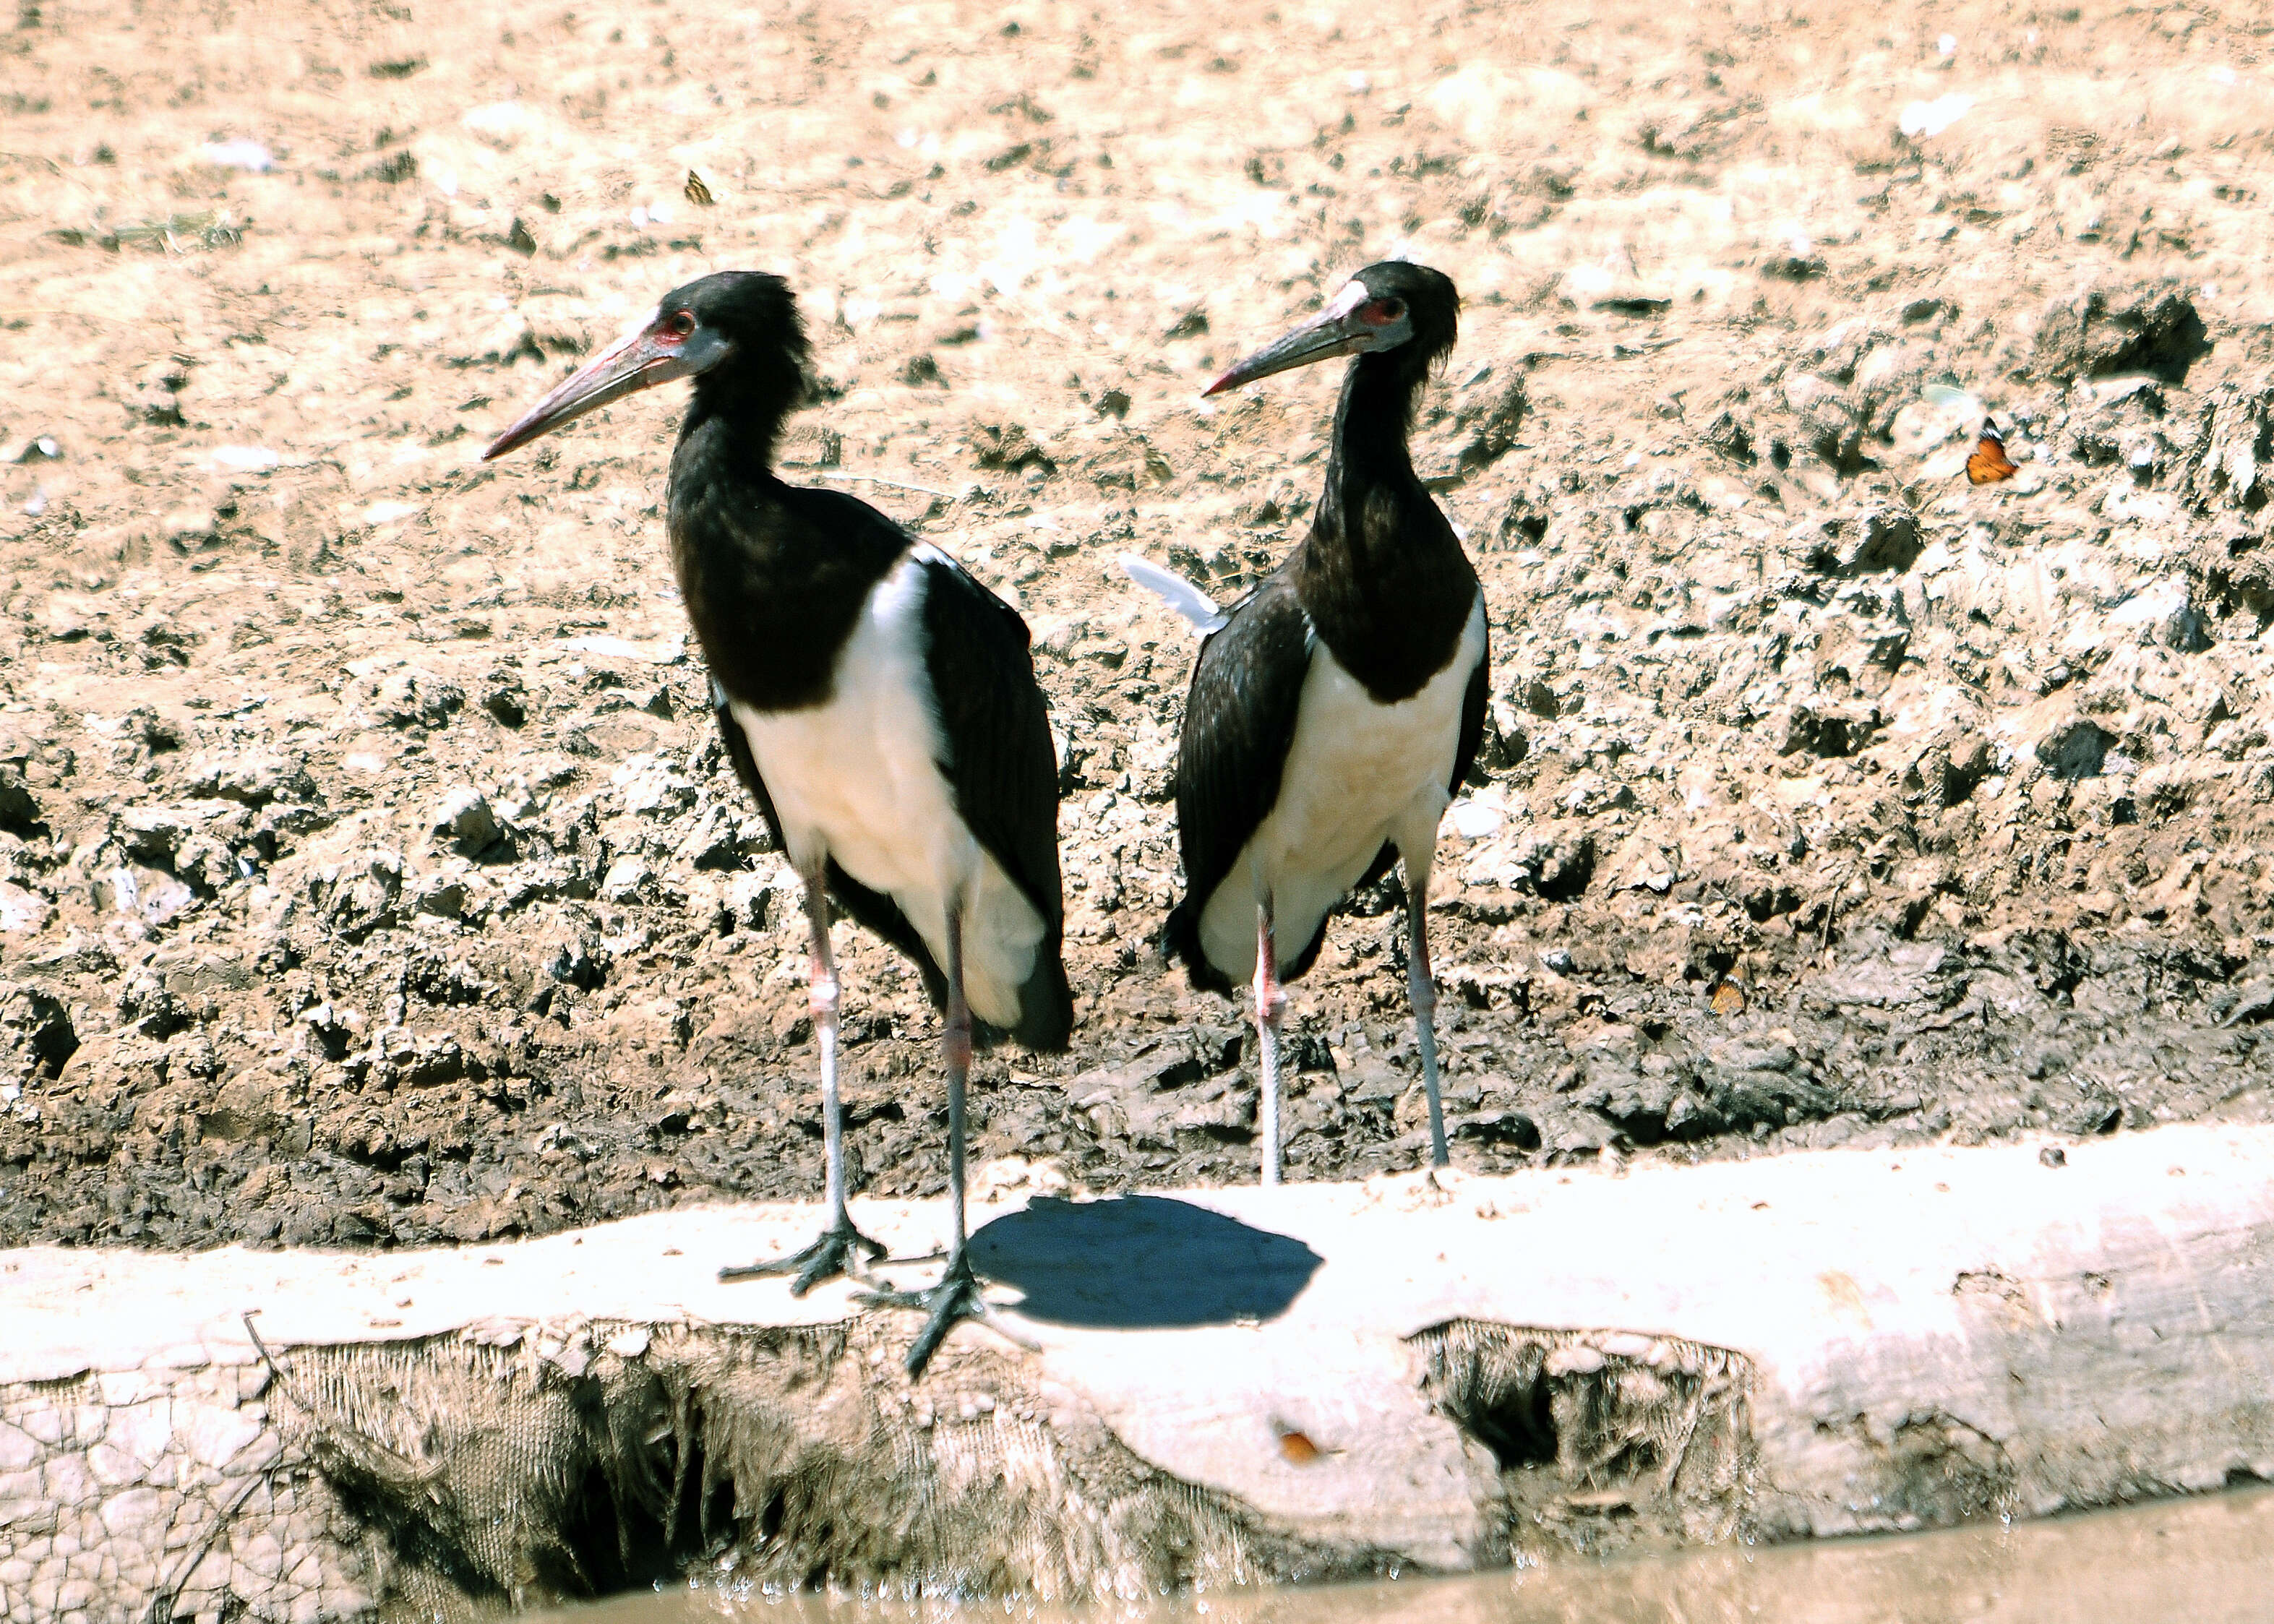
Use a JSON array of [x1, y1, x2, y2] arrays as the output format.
[[483, 320, 697, 460], [1203, 283, 1372, 397]]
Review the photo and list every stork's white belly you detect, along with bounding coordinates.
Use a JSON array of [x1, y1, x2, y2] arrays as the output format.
[[727, 550, 1044, 1028], [1199, 593, 1486, 985]]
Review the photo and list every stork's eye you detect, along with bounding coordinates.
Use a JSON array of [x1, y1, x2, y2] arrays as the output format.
[[1359, 297, 1406, 327], [663, 309, 697, 340]]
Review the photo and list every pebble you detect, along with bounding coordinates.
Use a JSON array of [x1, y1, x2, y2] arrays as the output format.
[[430, 786, 499, 852], [1545, 1344, 1607, 1377]]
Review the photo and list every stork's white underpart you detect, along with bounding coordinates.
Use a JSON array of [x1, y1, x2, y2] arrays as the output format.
[[728, 548, 1044, 1031], [1198, 592, 1487, 985]]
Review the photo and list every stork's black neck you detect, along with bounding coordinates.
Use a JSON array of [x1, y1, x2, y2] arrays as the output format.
[[1292, 350, 1478, 703], [681, 364, 803, 469], [1318, 349, 1425, 508], [667, 384, 910, 714]]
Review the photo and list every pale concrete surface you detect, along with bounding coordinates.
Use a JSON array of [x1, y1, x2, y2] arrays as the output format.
[[7, 1122, 2274, 1622]]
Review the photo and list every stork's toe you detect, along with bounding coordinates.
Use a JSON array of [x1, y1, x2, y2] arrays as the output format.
[[856, 1253, 1032, 1378], [718, 1215, 886, 1295]]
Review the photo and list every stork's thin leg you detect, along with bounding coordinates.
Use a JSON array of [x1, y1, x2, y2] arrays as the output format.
[[1404, 849, 1450, 1169], [857, 905, 1029, 1378], [720, 867, 884, 1292], [1254, 898, 1289, 1187]]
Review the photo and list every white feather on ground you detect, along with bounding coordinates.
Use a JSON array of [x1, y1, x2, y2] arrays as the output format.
[[1119, 554, 1228, 635]]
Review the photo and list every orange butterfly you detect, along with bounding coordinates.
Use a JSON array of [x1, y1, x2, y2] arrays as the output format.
[[1965, 418, 2018, 485]]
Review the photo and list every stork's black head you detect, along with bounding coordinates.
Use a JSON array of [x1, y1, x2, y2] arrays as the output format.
[[1205, 260, 1459, 398], [484, 270, 809, 461]]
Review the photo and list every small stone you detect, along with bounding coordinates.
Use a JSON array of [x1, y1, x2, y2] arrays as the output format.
[[463, 1318, 526, 1349], [610, 755, 698, 817], [601, 857, 653, 905], [2035, 717, 2112, 781], [2221, 981, 2274, 1028], [184, 750, 315, 807], [1545, 1343, 1607, 1376], [162, 508, 218, 544], [721, 869, 780, 930], [135, 386, 186, 427], [431, 787, 499, 852], [2040, 1145, 2067, 1168], [413, 875, 469, 918], [2031, 280, 2208, 385], [38, 598, 87, 640], [481, 674, 528, 726], [364, 666, 465, 729], [971, 1155, 1071, 1202]]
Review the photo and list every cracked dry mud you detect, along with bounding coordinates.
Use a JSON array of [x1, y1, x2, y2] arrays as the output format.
[[5, 0, 2274, 1258]]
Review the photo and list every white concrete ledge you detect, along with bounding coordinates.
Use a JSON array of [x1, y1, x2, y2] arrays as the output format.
[[6, 1123, 2274, 1621]]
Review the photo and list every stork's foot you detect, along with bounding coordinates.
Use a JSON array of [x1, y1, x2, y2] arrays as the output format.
[[718, 1216, 885, 1296], [856, 1253, 1031, 1378]]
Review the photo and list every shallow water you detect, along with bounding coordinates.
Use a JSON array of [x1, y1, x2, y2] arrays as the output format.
[[537, 1485, 2274, 1624]]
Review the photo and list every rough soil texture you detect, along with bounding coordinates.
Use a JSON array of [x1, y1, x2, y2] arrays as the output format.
[[4, 0, 2274, 1253]]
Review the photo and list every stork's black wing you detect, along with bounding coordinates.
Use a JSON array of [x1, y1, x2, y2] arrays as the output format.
[[1162, 572, 1313, 996], [708, 678, 952, 1011], [915, 551, 1072, 1051]]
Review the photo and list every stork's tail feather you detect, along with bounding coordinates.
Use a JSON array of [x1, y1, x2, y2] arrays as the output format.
[[1011, 949, 1074, 1052], [1162, 895, 1236, 997]]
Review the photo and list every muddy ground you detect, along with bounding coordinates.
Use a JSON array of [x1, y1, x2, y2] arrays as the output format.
[[3, 0, 2273, 1253]]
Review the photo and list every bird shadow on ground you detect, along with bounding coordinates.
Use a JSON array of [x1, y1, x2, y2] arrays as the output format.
[[969, 1194, 1323, 1329]]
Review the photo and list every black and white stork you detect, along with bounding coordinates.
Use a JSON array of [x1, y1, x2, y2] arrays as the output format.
[[1142, 261, 1485, 1186], [484, 272, 1071, 1375]]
